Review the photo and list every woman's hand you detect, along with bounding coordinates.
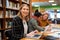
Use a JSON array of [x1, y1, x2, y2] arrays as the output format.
[[26, 30, 39, 37], [33, 30, 39, 33]]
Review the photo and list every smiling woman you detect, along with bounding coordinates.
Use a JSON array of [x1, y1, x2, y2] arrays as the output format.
[[10, 4, 30, 40], [17, 4, 29, 19]]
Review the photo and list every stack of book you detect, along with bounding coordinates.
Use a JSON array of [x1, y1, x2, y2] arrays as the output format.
[[6, 10, 17, 18], [6, 0, 19, 9], [5, 21, 13, 28]]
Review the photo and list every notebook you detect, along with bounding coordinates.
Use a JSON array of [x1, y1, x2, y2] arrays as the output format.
[[26, 34, 42, 39]]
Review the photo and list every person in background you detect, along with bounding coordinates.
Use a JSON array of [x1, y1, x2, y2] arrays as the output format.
[[28, 10, 44, 32], [12, 4, 30, 40], [35, 9, 39, 13], [38, 12, 51, 28]]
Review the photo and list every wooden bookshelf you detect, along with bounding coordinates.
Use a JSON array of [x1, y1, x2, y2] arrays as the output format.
[[0, 0, 20, 40], [0, 0, 30, 40], [9, 0, 20, 3], [6, 7, 19, 11], [0, 0, 4, 30]]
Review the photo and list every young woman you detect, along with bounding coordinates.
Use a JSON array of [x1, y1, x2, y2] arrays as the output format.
[[28, 11, 44, 32], [38, 12, 50, 27], [12, 4, 30, 40]]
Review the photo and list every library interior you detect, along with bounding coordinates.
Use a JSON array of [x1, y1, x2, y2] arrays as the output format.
[[0, 0, 60, 40]]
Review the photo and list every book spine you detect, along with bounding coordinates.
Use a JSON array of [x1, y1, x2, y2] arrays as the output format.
[[6, 0, 10, 8], [0, 10, 3, 18], [0, 0, 2, 7]]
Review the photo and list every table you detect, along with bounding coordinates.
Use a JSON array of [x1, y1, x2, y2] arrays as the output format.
[[21, 24, 60, 40], [21, 38, 44, 40], [21, 32, 60, 40]]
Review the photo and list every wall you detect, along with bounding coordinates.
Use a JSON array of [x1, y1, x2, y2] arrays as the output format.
[[32, 6, 60, 13]]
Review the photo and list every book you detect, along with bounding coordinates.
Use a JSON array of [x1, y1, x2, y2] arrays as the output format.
[[9, 1, 12, 8], [6, 10, 17, 18], [5, 21, 8, 28], [7, 21, 12, 28], [5, 11, 9, 18], [16, 3, 19, 9], [0, 0, 2, 7], [10, 11, 17, 18], [6, 0, 10, 8], [5, 21, 13, 28], [12, 2, 16, 9], [6, 0, 20, 9], [0, 32, 1, 36], [0, 10, 3, 18], [8, 10, 11, 18], [0, 20, 2, 29], [0, 32, 1, 40]]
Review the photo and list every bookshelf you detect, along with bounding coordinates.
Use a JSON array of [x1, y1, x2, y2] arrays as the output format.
[[0, 0, 30, 40], [5, 10, 17, 18], [22, 0, 29, 4], [0, 0, 20, 40], [6, 0, 20, 10], [0, 3, 4, 40]]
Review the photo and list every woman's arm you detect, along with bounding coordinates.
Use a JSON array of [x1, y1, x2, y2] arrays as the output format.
[[12, 18, 24, 39], [29, 19, 44, 31]]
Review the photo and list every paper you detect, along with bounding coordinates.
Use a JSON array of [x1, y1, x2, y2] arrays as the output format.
[[26, 31, 42, 39], [26, 34, 42, 39], [48, 32, 60, 38]]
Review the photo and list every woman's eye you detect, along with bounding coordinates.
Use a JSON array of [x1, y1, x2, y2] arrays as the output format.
[[27, 9, 29, 10], [23, 8, 25, 10]]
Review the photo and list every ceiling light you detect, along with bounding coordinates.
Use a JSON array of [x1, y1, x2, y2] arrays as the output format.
[[49, 0, 54, 2], [34, 5, 40, 7], [52, 4, 57, 6]]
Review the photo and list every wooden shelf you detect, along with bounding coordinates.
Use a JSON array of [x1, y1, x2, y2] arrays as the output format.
[[22, 1, 29, 4], [0, 29, 4, 30], [0, 6, 3, 9], [6, 7, 19, 11], [5, 18, 12, 19], [0, 28, 12, 30], [32, 0, 48, 2], [5, 18, 13, 21], [0, 18, 4, 19], [9, 0, 20, 3], [4, 28, 12, 30]]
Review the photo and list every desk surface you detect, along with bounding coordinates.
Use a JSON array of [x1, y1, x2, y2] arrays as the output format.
[[21, 37, 60, 40], [21, 38, 44, 40], [21, 24, 60, 40]]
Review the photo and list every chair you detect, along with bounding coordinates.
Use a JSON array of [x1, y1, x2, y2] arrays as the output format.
[[5, 29, 12, 40]]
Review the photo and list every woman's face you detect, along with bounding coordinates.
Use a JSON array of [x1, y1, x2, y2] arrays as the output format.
[[21, 5, 29, 18], [42, 14, 48, 20]]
